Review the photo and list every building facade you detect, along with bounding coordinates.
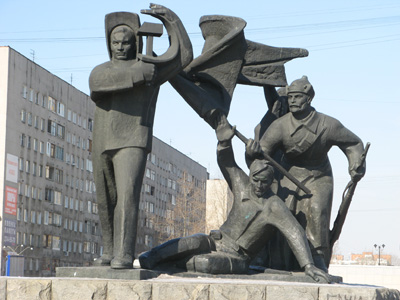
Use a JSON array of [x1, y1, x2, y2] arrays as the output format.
[[0, 46, 209, 275]]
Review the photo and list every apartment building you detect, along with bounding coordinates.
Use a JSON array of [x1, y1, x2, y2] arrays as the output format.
[[0, 47, 100, 276]]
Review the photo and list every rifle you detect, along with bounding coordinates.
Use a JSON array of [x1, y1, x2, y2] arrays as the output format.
[[329, 142, 371, 248]]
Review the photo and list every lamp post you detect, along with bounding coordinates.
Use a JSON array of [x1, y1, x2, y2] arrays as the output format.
[[374, 244, 385, 265], [3, 244, 33, 255]]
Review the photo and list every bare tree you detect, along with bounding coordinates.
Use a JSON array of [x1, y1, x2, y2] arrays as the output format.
[[150, 171, 207, 244], [205, 179, 233, 233]]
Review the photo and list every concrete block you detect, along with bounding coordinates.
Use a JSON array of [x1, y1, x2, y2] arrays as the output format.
[[210, 283, 266, 300], [319, 285, 400, 300], [152, 282, 209, 300], [6, 278, 51, 300], [52, 278, 107, 300], [0, 278, 7, 300], [107, 280, 152, 300], [267, 284, 319, 300]]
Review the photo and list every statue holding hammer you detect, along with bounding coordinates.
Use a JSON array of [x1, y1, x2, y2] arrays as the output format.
[[89, 4, 192, 269]]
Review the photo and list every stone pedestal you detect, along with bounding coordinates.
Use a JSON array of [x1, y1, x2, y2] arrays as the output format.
[[56, 266, 159, 280], [1, 275, 399, 300]]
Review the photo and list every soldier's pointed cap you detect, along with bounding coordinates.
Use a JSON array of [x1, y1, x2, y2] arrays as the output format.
[[286, 76, 315, 100]]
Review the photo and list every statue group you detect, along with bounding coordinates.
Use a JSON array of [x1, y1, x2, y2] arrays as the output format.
[[89, 4, 367, 283]]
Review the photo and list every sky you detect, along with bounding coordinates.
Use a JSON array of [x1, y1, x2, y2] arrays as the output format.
[[1, 0, 400, 262]]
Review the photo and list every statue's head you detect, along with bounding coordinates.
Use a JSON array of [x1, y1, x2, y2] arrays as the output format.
[[105, 12, 142, 61], [286, 76, 315, 115], [110, 25, 136, 61], [249, 159, 274, 197]]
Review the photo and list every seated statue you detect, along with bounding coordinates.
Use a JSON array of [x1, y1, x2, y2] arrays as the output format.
[[139, 114, 330, 283]]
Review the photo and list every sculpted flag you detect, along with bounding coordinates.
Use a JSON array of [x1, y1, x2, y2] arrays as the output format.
[[169, 15, 308, 127]]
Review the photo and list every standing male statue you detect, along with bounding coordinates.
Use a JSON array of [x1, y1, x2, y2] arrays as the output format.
[[249, 76, 366, 272], [89, 4, 192, 269]]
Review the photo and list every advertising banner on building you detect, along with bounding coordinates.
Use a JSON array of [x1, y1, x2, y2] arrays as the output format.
[[5, 154, 18, 183], [3, 218, 16, 246], [5, 186, 17, 215]]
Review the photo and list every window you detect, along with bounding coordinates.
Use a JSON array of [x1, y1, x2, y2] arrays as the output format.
[[27, 136, 31, 149], [57, 102, 65, 117], [88, 118, 93, 131], [37, 212, 42, 224], [38, 165, 43, 177], [86, 159, 93, 173], [19, 157, 24, 171], [64, 196, 69, 208], [69, 198, 74, 210], [40, 118, 45, 131], [45, 188, 54, 202], [48, 97, 56, 112], [72, 112, 77, 124], [34, 116, 39, 128], [27, 112, 32, 126], [20, 134, 25, 147], [40, 141, 44, 153], [24, 209, 28, 222], [45, 166, 54, 180], [52, 236, 60, 250], [35, 92, 40, 104], [22, 85, 27, 98], [29, 89, 34, 102], [53, 213, 62, 226], [33, 139, 38, 151], [25, 160, 30, 173], [57, 124, 65, 139], [172, 195, 176, 205], [67, 109, 72, 121], [54, 191, 62, 205], [32, 162, 37, 176], [55, 169, 63, 184], [31, 211, 36, 224], [21, 110, 26, 123]]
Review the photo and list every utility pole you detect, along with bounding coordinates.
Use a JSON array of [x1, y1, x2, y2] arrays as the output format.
[[30, 49, 35, 62]]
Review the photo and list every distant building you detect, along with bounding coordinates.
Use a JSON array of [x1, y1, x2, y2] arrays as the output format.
[[0, 46, 209, 275], [205, 179, 233, 233], [351, 252, 391, 266], [330, 251, 392, 266]]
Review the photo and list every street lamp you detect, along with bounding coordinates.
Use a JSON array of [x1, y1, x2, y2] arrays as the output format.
[[3, 244, 33, 255], [374, 244, 385, 265]]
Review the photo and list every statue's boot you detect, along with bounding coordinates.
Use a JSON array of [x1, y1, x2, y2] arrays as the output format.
[[313, 251, 328, 273], [139, 233, 215, 269]]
